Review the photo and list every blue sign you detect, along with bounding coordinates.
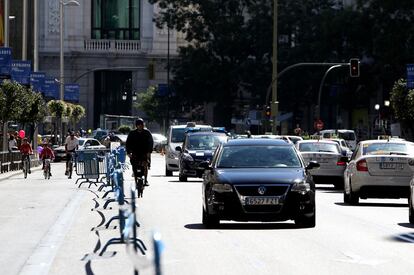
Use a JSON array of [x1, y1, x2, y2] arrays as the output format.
[[64, 83, 80, 102], [0, 47, 12, 75], [30, 72, 46, 93], [11, 60, 32, 85], [407, 64, 414, 89], [43, 77, 59, 99], [157, 83, 169, 96]]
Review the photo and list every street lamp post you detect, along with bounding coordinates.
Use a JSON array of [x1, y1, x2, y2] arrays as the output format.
[[59, 0, 80, 101]]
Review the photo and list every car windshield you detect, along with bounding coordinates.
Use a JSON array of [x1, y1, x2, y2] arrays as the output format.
[[79, 140, 85, 146], [217, 145, 301, 168], [187, 135, 227, 150], [171, 128, 186, 143], [362, 143, 408, 155], [299, 142, 339, 153]]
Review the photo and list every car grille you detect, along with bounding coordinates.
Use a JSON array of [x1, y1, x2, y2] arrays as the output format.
[[242, 205, 283, 213], [234, 184, 289, 196]]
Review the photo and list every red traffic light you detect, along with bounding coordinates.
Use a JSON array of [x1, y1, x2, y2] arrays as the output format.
[[349, 58, 360, 77]]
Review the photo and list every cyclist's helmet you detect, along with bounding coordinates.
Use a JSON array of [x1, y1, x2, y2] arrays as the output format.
[[135, 118, 144, 126]]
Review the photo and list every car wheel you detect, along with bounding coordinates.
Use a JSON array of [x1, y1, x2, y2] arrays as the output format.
[[202, 206, 219, 228], [295, 212, 316, 228], [165, 166, 173, 177], [343, 178, 359, 205], [179, 174, 187, 182], [333, 179, 344, 190], [409, 194, 414, 224]]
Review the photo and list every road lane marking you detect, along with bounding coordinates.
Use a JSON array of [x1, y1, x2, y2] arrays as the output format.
[[18, 191, 85, 275], [334, 250, 387, 266]]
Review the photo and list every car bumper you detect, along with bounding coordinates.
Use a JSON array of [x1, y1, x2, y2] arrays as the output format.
[[54, 152, 66, 161], [207, 190, 315, 222], [350, 173, 411, 198], [166, 155, 179, 171], [180, 160, 205, 178], [310, 167, 345, 177]]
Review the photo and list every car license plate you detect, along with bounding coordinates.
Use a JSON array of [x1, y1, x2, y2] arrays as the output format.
[[244, 197, 280, 205], [379, 162, 403, 169]]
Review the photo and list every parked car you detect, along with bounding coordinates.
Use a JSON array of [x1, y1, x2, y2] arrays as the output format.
[[152, 133, 167, 152], [296, 140, 348, 189], [176, 131, 228, 181], [344, 139, 414, 205], [201, 138, 319, 228], [165, 122, 212, 176], [53, 138, 106, 161]]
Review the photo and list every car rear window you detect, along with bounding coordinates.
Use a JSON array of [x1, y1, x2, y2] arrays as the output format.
[[338, 132, 355, 141], [217, 145, 301, 168], [298, 142, 339, 153], [362, 143, 408, 155], [187, 135, 227, 150], [171, 128, 186, 143]]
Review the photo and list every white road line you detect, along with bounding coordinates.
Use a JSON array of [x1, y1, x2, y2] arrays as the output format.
[[18, 191, 85, 275]]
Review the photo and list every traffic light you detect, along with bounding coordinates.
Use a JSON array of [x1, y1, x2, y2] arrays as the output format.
[[349, 58, 360, 77], [148, 62, 155, 80], [265, 106, 271, 119]]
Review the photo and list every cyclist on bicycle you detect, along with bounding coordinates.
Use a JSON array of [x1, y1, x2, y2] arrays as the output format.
[[40, 142, 55, 176], [65, 131, 79, 176], [20, 138, 33, 173], [126, 118, 153, 186]]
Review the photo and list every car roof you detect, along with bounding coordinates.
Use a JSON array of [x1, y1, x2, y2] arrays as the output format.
[[359, 139, 412, 145], [186, 131, 227, 137], [297, 140, 338, 145], [225, 138, 292, 147], [170, 124, 211, 129]]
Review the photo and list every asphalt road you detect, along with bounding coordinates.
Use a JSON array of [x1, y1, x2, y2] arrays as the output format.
[[0, 154, 414, 275]]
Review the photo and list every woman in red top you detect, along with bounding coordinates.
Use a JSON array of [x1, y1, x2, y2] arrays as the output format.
[[40, 143, 55, 176], [20, 138, 33, 173]]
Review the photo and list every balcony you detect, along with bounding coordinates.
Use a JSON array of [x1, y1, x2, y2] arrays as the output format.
[[83, 39, 143, 54]]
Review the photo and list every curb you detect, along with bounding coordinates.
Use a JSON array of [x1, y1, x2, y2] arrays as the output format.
[[0, 166, 43, 182]]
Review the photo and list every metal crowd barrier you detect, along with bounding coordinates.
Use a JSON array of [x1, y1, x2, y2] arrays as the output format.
[[0, 150, 39, 173], [75, 149, 109, 187]]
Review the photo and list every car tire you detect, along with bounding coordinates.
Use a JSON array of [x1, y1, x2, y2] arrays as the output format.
[[344, 182, 359, 205], [295, 212, 316, 228], [202, 206, 219, 228], [179, 174, 187, 182], [409, 194, 414, 224], [333, 180, 344, 190], [165, 166, 173, 177]]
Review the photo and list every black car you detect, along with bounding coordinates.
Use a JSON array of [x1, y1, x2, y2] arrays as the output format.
[[176, 131, 228, 182], [201, 139, 320, 228]]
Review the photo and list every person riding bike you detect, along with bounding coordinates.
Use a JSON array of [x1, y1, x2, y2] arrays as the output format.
[[40, 143, 55, 176], [20, 138, 33, 173], [65, 131, 79, 176], [126, 118, 154, 186]]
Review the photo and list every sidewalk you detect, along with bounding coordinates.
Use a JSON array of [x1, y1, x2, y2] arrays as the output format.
[[0, 164, 42, 182]]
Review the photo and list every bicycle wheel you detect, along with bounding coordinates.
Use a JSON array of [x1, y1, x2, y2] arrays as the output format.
[[23, 160, 27, 179]]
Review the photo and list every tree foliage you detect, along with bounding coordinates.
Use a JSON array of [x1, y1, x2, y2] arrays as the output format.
[[135, 86, 169, 125], [71, 105, 86, 124], [118, 125, 131, 134], [47, 100, 66, 118], [17, 89, 47, 125], [0, 81, 27, 123], [390, 79, 414, 122]]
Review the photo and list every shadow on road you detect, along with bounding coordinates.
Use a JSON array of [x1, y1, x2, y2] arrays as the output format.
[[185, 222, 300, 230], [335, 202, 407, 208], [168, 179, 202, 183], [316, 186, 342, 193]]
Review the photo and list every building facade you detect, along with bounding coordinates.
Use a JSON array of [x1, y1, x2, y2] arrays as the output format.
[[38, 0, 182, 130]]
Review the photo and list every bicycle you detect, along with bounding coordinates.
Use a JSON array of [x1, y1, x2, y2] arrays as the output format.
[[133, 164, 146, 198], [22, 154, 30, 179], [43, 158, 52, 180]]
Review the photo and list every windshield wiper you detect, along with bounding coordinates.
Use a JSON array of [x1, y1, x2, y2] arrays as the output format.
[[389, 151, 408, 155], [318, 150, 335, 153]]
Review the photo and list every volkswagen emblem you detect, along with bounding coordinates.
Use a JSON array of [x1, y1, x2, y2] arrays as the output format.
[[258, 186, 266, 195]]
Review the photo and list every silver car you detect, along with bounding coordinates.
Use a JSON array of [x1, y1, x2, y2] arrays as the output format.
[[344, 140, 414, 205], [296, 140, 347, 189]]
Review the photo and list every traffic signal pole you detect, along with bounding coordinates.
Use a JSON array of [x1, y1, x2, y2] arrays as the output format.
[[271, 0, 278, 134]]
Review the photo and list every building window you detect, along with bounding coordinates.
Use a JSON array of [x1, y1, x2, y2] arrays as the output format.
[[92, 0, 140, 40]]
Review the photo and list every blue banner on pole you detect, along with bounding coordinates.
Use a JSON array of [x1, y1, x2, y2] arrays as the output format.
[[11, 60, 32, 85], [43, 77, 59, 99], [64, 83, 80, 102], [407, 64, 414, 89], [30, 72, 46, 93], [157, 83, 169, 96], [0, 47, 12, 76]]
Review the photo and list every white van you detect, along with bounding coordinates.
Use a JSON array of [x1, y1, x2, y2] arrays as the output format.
[[319, 129, 357, 151], [165, 122, 212, 176]]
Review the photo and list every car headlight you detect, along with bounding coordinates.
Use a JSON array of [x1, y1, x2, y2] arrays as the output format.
[[182, 153, 194, 162], [291, 179, 311, 195], [212, 183, 233, 193]]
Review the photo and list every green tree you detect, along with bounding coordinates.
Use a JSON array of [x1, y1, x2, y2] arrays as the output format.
[[71, 104, 86, 125], [135, 86, 169, 126], [118, 125, 131, 134], [390, 79, 414, 138]]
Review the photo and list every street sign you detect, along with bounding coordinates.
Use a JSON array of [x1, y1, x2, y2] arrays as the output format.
[[0, 47, 12, 76], [407, 64, 414, 89], [11, 60, 32, 85], [30, 72, 46, 93], [43, 77, 59, 99], [314, 119, 324, 131], [64, 83, 80, 102]]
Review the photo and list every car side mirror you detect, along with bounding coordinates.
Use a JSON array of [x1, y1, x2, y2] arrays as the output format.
[[199, 161, 212, 170], [175, 146, 182, 152], [306, 161, 320, 170]]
